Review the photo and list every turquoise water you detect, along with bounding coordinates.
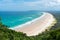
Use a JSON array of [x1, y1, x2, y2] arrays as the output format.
[[0, 11, 43, 28]]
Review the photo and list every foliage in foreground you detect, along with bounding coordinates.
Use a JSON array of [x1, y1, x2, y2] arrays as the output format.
[[0, 22, 60, 40]]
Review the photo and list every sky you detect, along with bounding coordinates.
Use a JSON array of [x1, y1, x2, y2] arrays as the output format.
[[0, 0, 60, 11]]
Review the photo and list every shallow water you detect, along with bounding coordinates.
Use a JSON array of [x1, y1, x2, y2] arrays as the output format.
[[0, 11, 43, 28]]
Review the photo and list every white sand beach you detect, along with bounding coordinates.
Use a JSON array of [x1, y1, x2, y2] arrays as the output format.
[[11, 12, 56, 36]]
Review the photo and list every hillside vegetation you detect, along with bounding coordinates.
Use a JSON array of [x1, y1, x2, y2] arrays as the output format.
[[0, 17, 60, 40]]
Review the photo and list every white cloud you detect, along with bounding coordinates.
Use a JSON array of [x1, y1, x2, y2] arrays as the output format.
[[56, 0, 60, 3], [0, 0, 60, 11]]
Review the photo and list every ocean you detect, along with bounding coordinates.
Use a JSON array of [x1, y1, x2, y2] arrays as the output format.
[[0, 11, 43, 28]]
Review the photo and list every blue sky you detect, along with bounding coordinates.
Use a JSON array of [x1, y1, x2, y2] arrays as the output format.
[[0, 0, 60, 11]]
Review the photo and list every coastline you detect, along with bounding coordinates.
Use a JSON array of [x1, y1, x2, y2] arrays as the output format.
[[9, 12, 45, 29], [10, 12, 56, 36]]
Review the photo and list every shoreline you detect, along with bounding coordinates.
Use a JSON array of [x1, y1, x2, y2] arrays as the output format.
[[9, 12, 45, 29], [10, 12, 56, 36]]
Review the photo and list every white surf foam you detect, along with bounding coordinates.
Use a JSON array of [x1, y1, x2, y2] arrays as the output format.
[[9, 12, 47, 30]]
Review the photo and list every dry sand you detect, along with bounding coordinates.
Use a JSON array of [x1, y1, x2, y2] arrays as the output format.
[[11, 12, 56, 36]]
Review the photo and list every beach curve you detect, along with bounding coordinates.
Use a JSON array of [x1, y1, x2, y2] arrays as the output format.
[[10, 12, 56, 36]]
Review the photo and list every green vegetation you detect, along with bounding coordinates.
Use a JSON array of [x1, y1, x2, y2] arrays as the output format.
[[0, 23, 60, 40], [0, 17, 60, 40], [49, 12, 60, 30]]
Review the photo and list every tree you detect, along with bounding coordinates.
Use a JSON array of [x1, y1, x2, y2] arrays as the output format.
[[0, 17, 2, 26]]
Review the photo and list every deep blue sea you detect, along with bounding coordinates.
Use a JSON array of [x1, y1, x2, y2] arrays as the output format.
[[0, 11, 43, 28]]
